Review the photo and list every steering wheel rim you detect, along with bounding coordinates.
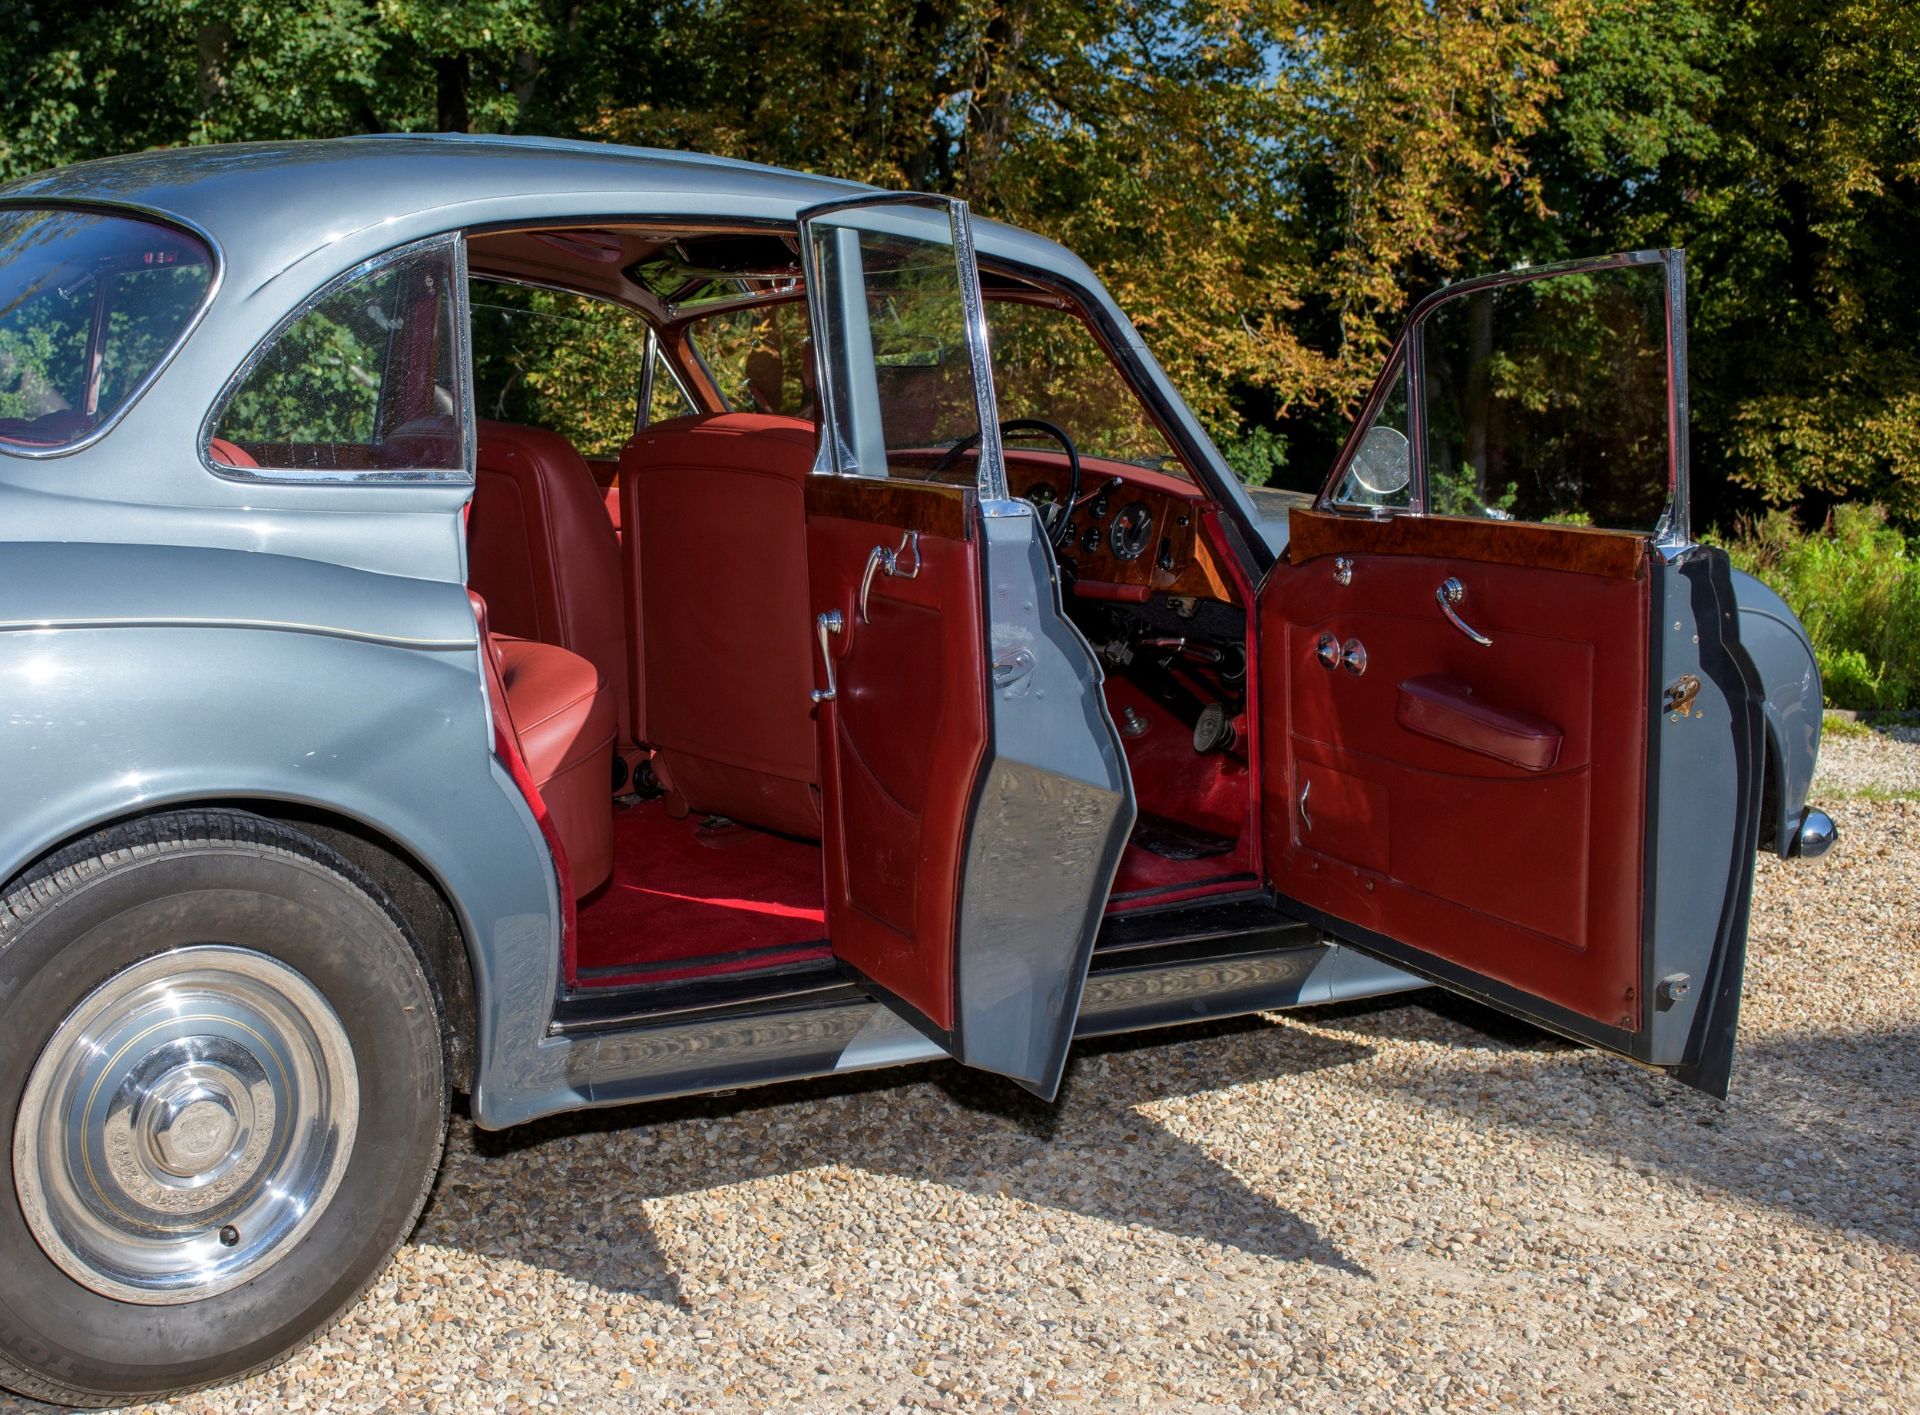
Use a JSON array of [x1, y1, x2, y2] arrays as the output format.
[[929, 418, 1082, 545]]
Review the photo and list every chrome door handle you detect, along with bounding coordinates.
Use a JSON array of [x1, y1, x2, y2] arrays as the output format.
[[1435, 577, 1492, 647], [1297, 778, 1312, 832], [858, 530, 922, 623], [811, 610, 844, 702]]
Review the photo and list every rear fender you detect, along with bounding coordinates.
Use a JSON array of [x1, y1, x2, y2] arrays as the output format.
[[0, 620, 572, 1124]]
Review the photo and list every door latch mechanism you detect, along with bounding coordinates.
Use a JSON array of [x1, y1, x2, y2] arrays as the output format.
[[1664, 673, 1702, 720], [991, 645, 1036, 692]]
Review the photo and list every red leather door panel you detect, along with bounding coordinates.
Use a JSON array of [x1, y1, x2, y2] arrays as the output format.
[[807, 477, 988, 1034], [1262, 510, 1652, 1028]]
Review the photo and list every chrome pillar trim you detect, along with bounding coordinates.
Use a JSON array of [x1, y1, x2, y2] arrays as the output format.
[[12, 946, 358, 1305]]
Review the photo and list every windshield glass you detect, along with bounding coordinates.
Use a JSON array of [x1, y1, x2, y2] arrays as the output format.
[[0, 207, 214, 452], [987, 300, 1186, 476]]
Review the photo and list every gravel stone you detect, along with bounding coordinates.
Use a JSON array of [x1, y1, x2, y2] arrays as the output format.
[[5, 733, 1911, 1414]]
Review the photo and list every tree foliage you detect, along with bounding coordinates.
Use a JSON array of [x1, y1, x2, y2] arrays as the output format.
[[0, 0, 1913, 522]]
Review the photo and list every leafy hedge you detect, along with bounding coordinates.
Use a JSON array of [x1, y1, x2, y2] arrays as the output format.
[[1723, 505, 1920, 711]]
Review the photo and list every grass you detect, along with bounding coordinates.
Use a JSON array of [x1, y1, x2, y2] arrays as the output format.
[[1722, 504, 1920, 711], [1821, 712, 1875, 740]]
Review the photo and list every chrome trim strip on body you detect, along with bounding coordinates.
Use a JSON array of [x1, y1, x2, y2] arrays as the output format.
[[0, 200, 227, 464], [0, 616, 474, 650]]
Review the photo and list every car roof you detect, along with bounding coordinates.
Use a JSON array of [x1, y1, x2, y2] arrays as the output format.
[[0, 135, 1092, 293]]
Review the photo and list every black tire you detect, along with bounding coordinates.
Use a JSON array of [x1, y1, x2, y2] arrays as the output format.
[[0, 809, 448, 1407]]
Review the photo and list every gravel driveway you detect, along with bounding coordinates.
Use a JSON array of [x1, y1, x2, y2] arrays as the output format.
[[21, 727, 1918, 1414]]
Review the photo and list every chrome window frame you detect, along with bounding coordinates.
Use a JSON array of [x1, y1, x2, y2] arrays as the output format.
[[796, 192, 1011, 508], [201, 232, 475, 486], [1315, 249, 1690, 545], [0, 200, 225, 463]]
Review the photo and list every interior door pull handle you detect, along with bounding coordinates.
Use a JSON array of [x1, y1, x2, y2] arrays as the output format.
[[858, 530, 922, 623], [811, 610, 844, 703], [1297, 778, 1312, 832], [1436, 577, 1492, 647]]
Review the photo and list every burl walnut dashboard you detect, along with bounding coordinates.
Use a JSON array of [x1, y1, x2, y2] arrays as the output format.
[[1006, 451, 1235, 604]]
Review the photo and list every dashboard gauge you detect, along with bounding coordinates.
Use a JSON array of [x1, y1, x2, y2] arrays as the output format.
[[1081, 525, 1104, 555], [1090, 494, 1110, 518], [1109, 501, 1154, 561], [1024, 481, 1057, 508]]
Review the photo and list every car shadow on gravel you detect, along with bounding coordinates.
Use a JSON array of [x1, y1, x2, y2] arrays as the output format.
[[415, 1012, 1382, 1306], [1332, 994, 1919, 1252]]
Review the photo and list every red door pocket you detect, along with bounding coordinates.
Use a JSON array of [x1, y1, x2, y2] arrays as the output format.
[[1291, 758, 1389, 875], [1395, 674, 1564, 773]]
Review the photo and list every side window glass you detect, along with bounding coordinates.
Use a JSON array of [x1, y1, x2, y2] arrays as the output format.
[[646, 343, 695, 424], [1330, 354, 1412, 510], [684, 301, 813, 417], [1421, 264, 1669, 529], [210, 238, 464, 477], [469, 281, 646, 457]]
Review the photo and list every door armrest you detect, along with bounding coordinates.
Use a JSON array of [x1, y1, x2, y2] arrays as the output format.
[[1396, 674, 1563, 772]]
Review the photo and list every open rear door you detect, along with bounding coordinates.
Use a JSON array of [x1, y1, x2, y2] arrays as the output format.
[[798, 195, 1134, 1099], [1261, 251, 1766, 1096]]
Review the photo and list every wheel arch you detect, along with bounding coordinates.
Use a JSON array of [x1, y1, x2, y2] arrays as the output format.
[[0, 794, 481, 1091]]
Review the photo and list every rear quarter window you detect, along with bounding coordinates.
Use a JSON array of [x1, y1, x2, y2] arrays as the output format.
[[0, 206, 214, 453]]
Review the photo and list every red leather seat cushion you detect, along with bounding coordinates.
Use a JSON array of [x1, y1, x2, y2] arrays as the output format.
[[620, 413, 821, 838], [469, 421, 632, 748], [485, 630, 616, 898]]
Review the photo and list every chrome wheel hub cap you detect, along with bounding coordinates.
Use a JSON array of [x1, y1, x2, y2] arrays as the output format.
[[13, 946, 358, 1304]]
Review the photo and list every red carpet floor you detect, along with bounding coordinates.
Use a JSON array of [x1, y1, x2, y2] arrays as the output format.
[[572, 801, 830, 988]]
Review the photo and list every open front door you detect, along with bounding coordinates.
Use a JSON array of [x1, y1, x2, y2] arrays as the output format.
[[1261, 251, 1766, 1096], [799, 195, 1134, 1099]]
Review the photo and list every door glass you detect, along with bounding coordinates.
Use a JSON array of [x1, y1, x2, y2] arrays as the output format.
[[1420, 263, 1669, 528], [803, 202, 994, 487], [1330, 352, 1412, 511]]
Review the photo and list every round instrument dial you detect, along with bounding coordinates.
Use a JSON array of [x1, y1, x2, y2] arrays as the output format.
[[1108, 501, 1154, 561], [1024, 481, 1057, 508]]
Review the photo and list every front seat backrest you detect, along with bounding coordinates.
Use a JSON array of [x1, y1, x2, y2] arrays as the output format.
[[621, 412, 821, 839], [469, 420, 633, 748]]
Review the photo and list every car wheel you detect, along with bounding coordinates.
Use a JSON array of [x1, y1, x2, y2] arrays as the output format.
[[0, 809, 448, 1407]]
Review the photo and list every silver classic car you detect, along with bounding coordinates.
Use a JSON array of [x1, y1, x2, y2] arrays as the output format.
[[0, 136, 1830, 1405]]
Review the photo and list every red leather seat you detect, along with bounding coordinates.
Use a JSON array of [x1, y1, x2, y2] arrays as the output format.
[[620, 413, 821, 839], [474, 593, 616, 898], [468, 421, 634, 752]]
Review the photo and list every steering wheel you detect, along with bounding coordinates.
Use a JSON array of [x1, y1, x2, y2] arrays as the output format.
[[929, 418, 1082, 544]]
